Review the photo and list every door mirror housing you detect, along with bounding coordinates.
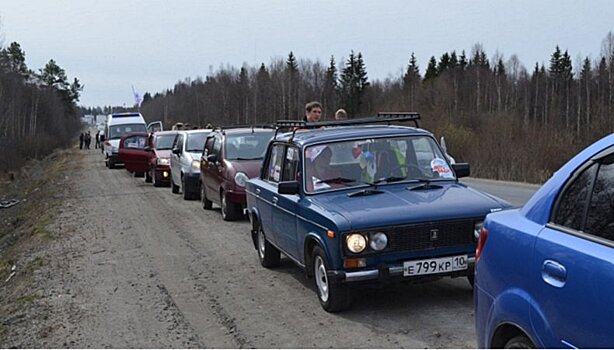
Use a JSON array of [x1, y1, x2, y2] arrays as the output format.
[[172, 147, 181, 155], [278, 181, 300, 195], [452, 163, 470, 178]]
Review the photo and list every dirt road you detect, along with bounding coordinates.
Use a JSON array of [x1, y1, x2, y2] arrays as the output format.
[[5, 147, 477, 348]]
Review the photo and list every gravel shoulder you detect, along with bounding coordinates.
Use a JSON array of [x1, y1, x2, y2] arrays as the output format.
[[1, 146, 477, 348]]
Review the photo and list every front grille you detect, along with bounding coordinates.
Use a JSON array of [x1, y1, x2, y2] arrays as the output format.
[[386, 219, 474, 252]]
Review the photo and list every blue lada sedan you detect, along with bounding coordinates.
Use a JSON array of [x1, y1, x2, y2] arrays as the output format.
[[246, 114, 512, 312], [475, 133, 614, 348]]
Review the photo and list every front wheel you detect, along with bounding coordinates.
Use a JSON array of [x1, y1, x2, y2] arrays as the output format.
[[201, 183, 213, 210], [171, 178, 180, 194], [257, 226, 280, 267], [220, 192, 240, 221], [312, 246, 352, 312], [504, 335, 535, 349], [145, 170, 152, 183]]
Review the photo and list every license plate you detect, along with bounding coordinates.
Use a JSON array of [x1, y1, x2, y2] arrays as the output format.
[[403, 255, 468, 276]]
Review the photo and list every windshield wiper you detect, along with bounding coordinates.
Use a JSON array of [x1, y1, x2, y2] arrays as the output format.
[[408, 179, 443, 191], [316, 177, 356, 184], [371, 176, 407, 185], [347, 188, 384, 197]]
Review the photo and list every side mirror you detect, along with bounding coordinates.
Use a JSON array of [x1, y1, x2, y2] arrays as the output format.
[[452, 163, 470, 178], [172, 147, 181, 155], [278, 181, 300, 195], [207, 154, 218, 163]]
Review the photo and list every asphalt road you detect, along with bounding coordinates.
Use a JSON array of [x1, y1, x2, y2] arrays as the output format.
[[31, 149, 540, 348]]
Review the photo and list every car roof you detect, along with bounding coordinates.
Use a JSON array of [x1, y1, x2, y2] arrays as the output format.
[[177, 129, 212, 135], [275, 125, 432, 147]]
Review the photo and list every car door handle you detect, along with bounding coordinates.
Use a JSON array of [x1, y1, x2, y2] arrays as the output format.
[[255, 188, 261, 195], [272, 196, 278, 205], [542, 260, 567, 288]]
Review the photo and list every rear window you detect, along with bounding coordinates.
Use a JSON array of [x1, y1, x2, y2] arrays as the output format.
[[109, 124, 146, 139], [186, 132, 209, 152]]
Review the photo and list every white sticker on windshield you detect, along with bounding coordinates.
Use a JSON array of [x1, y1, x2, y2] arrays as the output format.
[[431, 158, 454, 178]]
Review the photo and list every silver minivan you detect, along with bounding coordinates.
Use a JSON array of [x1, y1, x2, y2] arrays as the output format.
[[170, 129, 211, 200]]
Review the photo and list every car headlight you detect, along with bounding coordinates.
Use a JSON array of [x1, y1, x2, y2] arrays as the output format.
[[234, 172, 249, 187], [191, 160, 201, 171], [369, 232, 388, 251], [157, 158, 170, 166], [346, 233, 367, 253], [474, 221, 483, 241]]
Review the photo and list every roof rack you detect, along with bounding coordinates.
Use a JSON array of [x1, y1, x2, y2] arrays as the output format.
[[274, 112, 421, 139], [212, 124, 275, 134]]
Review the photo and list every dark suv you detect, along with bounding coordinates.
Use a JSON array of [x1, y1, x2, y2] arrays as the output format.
[[200, 126, 274, 221]]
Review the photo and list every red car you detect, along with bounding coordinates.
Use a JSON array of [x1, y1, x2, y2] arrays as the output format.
[[144, 130, 178, 187], [200, 127, 274, 221], [118, 132, 149, 177]]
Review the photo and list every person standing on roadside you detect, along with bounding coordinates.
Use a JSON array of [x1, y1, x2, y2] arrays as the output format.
[[95, 131, 100, 149], [304, 101, 323, 123], [79, 132, 84, 149], [85, 131, 91, 149], [335, 109, 348, 120]]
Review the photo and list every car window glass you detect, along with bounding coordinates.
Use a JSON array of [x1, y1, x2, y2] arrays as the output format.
[[266, 144, 284, 183], [204, 136, 215, 156], [124, 135, 146, 149], [553, 163, 597, 231], [155, 135, 176, 150], [109, 123, 147, 139], [186, 133, 208, 152], [213, 137, 222, 156], [304, 135, 453, 193], [175, 134, 184, 151], [225, 131, 274, 160], [585, 159, 614, 240], [282, 146, 299, 182]]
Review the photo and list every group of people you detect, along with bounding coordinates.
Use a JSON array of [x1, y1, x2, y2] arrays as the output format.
[[79, 131, 101, 150], [302, 101, 347, 123]]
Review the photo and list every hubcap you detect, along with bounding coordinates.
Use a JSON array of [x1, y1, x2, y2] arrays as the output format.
[[314, 256, 329, 302], [258, 229, 265, 258]]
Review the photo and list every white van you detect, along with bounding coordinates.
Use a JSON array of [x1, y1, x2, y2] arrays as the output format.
[[102, 112, 147, 168]]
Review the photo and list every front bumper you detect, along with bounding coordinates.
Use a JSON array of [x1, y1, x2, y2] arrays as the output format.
[[154, 167, 171, 183], [329, 257, 475, 283]]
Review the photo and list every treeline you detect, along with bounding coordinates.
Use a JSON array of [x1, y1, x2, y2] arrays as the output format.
[[141, 33, 614, 183], [0, 41, 83, 173]]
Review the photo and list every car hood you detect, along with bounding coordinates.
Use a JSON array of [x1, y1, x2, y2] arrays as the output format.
[[308, 182, 512, 231], [227, 159, 263, 178], [155, 150, 172, 158]]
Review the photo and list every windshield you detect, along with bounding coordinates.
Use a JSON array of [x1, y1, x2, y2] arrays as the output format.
[[225, 131, 274, 160], [304, 135, 455, 193], [155, 135, 176, 150], [109, 123, 146, 140], [186, 132, 209, 152]]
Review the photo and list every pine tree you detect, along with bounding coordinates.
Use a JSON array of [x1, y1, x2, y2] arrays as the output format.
[[324, 55, 338, 116], [424, 56, 438, 81], [338, 51, 369, 117], [403, 52, 420, 109]]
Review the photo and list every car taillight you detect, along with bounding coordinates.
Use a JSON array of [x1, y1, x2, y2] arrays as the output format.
[[475, 226, 488, 264]]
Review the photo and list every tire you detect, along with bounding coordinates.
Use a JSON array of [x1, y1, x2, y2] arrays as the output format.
[[135, 172, 144, 178], [257, 226, 280, 267], [312, 246, 352, 312], [145, 170, 152, 183], [108, 158, 116, 169], [182, 177, 193, 200], [171, 178, 180, 194], [220, 191, 240, 221], [201, 183, 213, 210], [504, 335, 535, 349]]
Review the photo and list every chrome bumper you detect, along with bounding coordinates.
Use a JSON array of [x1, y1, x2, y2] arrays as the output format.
[[336, 257, 476, 283]]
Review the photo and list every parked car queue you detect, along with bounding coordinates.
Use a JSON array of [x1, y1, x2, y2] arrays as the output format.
[[103, 113, 614, 347]]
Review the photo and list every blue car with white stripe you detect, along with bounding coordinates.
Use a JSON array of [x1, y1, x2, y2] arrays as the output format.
[[246, 114, 512, 312], [474, 133, 614, 348]]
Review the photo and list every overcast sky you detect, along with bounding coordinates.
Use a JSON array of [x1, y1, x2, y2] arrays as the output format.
[[1, 0, 613, 107]]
